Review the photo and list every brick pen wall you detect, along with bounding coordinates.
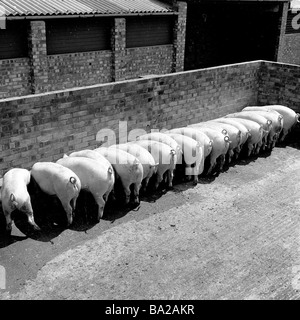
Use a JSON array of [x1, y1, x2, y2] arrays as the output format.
[[258, 61, 300, 113], [0, 60, 260, 177]]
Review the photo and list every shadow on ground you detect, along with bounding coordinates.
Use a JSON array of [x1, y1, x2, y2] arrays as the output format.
[[277, 126, 300, 150]]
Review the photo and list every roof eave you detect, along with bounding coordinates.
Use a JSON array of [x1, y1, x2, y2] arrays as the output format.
[[6, 11, 178, 20]]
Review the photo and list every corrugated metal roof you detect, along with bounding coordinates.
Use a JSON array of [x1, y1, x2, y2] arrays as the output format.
[[0, 0, 174, 17]]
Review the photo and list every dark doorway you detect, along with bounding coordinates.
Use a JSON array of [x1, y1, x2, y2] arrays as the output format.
[[184, 1, 282, 70]]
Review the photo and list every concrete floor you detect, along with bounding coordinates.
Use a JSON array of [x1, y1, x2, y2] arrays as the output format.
[[1, 130, 300, 300]]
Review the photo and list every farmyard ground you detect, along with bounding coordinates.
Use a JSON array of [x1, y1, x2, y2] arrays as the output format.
[[0, 128, 300, 300]]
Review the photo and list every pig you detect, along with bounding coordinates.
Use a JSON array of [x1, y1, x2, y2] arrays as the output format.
[[164, 133, 204, 184], [1, 168, 40, 234], [137, 132, 182, 162], [225, 111, 272, 151], [205, 121, 242, 162], [189, 121, 228, 136], [56, 156, 114, 221], [94, 147, 143, 205], [31, 162, 81, 226], [242, 107, 284, 148], [66, 149, 116, 203], [165, 127, 213, 159], [221, 117, 264, 155], [109, 143, 157, 192], [128, 140, 177, 189], [210, 118, 251, 154], [188, 125, 230, 174], [68, 149, 114, 172], [258, 105, 299, 142]]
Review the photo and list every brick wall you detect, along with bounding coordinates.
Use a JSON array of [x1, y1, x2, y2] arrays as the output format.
[[47, 51, 113, 91], [0, 61, 260, 177], [0, 58, 31, 99], [258, 61, 300, 113], [125, 45, 173, 79], [47, 45, 174, 90]]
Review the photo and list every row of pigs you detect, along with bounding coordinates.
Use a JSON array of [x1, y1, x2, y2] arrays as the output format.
[[0, 104, 299, 235]]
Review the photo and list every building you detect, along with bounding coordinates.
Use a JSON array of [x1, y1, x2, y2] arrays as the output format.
[[0, 0, 187, 99], [1, 0, 298, 100]]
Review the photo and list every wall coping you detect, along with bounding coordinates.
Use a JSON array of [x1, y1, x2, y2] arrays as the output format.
[[260, 59, 300, 69]]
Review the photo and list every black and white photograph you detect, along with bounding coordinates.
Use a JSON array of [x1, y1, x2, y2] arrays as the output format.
[[0, 0, 300, 304]]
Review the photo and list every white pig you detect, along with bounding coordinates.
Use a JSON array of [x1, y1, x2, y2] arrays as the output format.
[[31, 162, 81, 226], [1, 168, 40, 233], [109, 143, 157, 192], [242, 107, 284, 148], [188, 121, 228, 136], [66, 149, 116, 202], [188, 125, 230, 174], [56, 156, 114, 221], [68, 149, 114, 172], [94, 147, 143, 205], [259, 105, 299, 141], [137, 132, 182, 163], [225, 111, 272, 151], [210, 118, 251, 154], [164, 133, 204, 184], [165, 127, 213, 159], [221, 117, 264, 155], [129, 140, 177, 189], [205, 121, 242, 162]]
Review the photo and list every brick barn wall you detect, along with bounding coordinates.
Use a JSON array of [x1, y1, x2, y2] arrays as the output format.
[[46, 45, 174, 90], [47, 51, 113, 91], [0, 58, 31, 99], [258, 61, 300, 113], [125, 45, 173, 79], [0, 9, 187, 98], [0, 60, 260, 177]]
